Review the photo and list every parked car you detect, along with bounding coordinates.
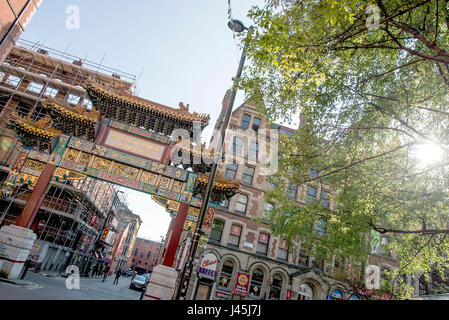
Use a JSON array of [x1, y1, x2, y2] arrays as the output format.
[[142, 273, 151, 283], [129, 275, 147, 291]]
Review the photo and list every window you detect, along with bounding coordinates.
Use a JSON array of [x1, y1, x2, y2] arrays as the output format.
[[298, 283, 313, 300], [316, 218, 326, 237], [312, 257, 324, 270], [31, 106, 46, 121], [334, 257, 345, 272], [225, 162, 238, 180], [279, 127, 294, 135], [219, 198, 229, 209], [268, 181, 278, 190], [256, 233, 270, 255], [264, 203, 274, 214], [242, 166, 255, 185], [233, 136, 244, 155], [235, 194, 248, 215], [321, 190, 330, 208], [147, 251, 151, 259], [306, 186, 317, 204], [134, 249, 138, 257], [249, 268, 264, 298], [218, 260, 234, 289], [252, 117, 261, 131], [16, 102, 31, 117], [6, 75, 21, 87], [298, 246, 309, 266], [310, 168, 318, 178], [241, 114, 251, 129], [228, 225, 242, 247], [381, 237, 391, 258], [27, 82, 45, 95], [66, 93, 80, 105], [269, 274, 283, 300], [288, 184, 298, 200], [44, 86, 58, 98], [277, 241, 288, 261], [210, 219, 225, 242], [349, 294, 360, 300], [370, 230, 381, 255], [82, 98, 93, 110], [248, 141, 258, 160]]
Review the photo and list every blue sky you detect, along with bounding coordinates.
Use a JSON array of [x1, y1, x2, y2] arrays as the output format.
[[21, 0, 264, 241]]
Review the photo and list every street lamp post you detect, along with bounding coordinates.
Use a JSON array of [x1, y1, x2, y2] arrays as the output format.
[[175, 19, 252, 300]]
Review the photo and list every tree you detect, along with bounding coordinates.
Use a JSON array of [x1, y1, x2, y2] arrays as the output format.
[[241, 0, 449, 299]]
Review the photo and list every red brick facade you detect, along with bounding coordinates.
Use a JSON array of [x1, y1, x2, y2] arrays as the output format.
[[129, 238, 162, 273]]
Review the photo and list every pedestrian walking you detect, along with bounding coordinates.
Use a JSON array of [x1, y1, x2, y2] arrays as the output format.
[[102, 264, 110, 282], [113, 268, 121, 285], [20, 260, 31, 280]]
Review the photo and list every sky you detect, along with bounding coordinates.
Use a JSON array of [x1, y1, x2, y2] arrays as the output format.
[[21, 0, 265, 242]]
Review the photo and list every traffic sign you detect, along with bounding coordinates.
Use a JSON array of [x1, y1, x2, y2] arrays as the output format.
[[37, 220, 46, 229]]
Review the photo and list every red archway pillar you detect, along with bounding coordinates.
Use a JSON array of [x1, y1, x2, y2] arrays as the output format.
[[162, 201, 189, 267], [16, 162, 56, 228]]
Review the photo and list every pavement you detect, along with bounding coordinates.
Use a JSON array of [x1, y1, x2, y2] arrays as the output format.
[[0, 271, 142, 300]]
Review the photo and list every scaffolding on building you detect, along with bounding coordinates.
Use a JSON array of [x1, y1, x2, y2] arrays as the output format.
[[0, 38, 137, 164]]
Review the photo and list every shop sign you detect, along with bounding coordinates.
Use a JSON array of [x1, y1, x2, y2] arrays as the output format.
[[198, 253, 218, 280], [233, 272, 250, 297]]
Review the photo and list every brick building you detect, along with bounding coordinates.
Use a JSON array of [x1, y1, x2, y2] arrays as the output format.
[[0, 0, 43, 64], [180, 92, 400, 300], [129, 237, 163, 274]]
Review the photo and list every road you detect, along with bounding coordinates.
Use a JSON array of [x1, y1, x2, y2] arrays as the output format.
[[0, 272, 142, 300]]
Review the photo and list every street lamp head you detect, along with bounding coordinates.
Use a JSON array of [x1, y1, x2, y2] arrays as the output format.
[[228, 19, 246, 33]]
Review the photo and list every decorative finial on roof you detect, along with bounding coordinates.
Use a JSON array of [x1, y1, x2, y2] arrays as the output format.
[[178, 102, 190, 113]]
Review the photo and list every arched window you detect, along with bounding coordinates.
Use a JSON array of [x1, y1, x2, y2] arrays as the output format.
[[235, 194, 248, 214], [218, 260, 234, 289], [249, 268, 264, 299], [349, 294, 360, 300], [327, 289, 344, 300], [298, 283, 313, 300], [269, 274, 283, 300], [264, 203, 274, 213]]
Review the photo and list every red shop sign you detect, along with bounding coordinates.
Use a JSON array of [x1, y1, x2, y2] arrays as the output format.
[[233, 272, 250, 297]]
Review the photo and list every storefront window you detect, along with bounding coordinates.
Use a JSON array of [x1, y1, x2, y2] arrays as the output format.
[[218, 260, 234, 289], [298, 283, 313, 300], [269, 274, 283, 300], [249, 268, 264, 299]]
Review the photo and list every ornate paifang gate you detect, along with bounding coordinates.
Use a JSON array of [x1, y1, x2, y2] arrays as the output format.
[[3, 79, 240, 268]]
